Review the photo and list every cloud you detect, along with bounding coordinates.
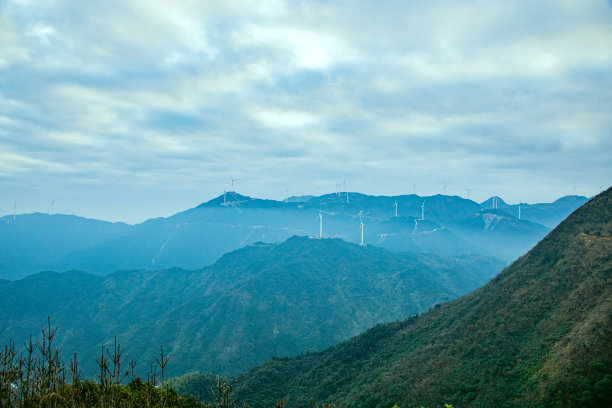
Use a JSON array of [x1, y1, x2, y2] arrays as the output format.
[[1, 0, 611, 222]]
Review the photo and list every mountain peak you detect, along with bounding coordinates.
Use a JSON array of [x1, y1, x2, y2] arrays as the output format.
[[198, 191, 253, 207]]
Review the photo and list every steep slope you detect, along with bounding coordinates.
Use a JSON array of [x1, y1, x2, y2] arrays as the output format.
[[233, 189, 611, 407], [0, 236, 504, 379]]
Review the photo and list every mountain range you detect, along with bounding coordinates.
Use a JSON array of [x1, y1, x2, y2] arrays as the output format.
[[0, 235, 504, 378], [225, 188, 612, 407], [0, 193, 587, 280]]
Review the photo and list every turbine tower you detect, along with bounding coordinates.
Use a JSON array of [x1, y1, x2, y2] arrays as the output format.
[[13, 201, 16, 221], [466, 188, 472, 199], [394, 199, 398, 217], [359, 211, 364, 246], [230, 176, 239, 191], [421, 201, 425, 221], [412, 183, 417, 194], [319, 210, 323, 238], [518, 203, 521, 220], [337, 181, 348, 203]]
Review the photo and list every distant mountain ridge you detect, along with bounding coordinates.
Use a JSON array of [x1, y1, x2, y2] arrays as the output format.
[[230, 188, 611, 407], [0, 193, 587, 279], [0, 235, 505, 378]]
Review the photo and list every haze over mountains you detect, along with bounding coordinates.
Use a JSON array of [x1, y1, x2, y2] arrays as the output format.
[[0, 192, 587, 280], [0, 236, 503, 378]]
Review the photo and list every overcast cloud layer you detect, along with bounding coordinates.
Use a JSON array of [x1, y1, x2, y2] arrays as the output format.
[[1, 0, 611, 223]]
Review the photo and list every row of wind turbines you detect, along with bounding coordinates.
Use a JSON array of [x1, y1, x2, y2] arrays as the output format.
[[317, 199, 427, 246]]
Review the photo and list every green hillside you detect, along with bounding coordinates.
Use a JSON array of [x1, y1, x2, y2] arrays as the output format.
[[231, 189, 612, 407], [0, 236, 503, 379]]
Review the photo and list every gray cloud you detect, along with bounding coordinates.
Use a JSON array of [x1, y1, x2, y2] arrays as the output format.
[[1, 0, 611, 222]]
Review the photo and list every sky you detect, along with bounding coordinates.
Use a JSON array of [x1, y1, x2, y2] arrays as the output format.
[[1, 0, 611, 224]]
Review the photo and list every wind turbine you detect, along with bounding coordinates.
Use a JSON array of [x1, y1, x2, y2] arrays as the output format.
[[230, 176, 239, 191], [518, 202, 521, 220], [412, 183, 417, 194], [443, 185, 448, 194], [393, 199, 398, 217], [319, 210, 324, 238], [466, 188, 472, 199], [359, 211, 364, 246], [13, 201, 16, 221], [421, 201, 425, 221], [337, 181, 348, 203], [284, 189, 289, 203]]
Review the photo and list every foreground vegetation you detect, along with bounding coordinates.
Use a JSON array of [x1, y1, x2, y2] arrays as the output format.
[[0, 317, 205, 407]]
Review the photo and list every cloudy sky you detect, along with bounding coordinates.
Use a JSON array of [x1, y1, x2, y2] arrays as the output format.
[[1, 0, 611, 223]]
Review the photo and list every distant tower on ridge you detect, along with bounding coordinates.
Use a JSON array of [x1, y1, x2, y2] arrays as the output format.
[[359, 211, 364, 246], [319, 210, 323, 238]]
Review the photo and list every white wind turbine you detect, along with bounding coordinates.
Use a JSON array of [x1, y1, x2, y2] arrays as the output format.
[[230, 176, 240, 191], [421, 201, 425, 221], [319, 210, 323, 238], [359, 211, 364, 246], [394, 199, 398, 217]]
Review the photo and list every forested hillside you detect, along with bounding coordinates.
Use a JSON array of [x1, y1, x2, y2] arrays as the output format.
[[0, 236, 503, 378], [230, 189, 611, 407]]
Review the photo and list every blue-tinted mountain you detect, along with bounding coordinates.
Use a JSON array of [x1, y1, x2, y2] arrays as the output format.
[[480, 195, 589, 228], [2, 192, 585, 279], [0, 213, 131, 280]]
